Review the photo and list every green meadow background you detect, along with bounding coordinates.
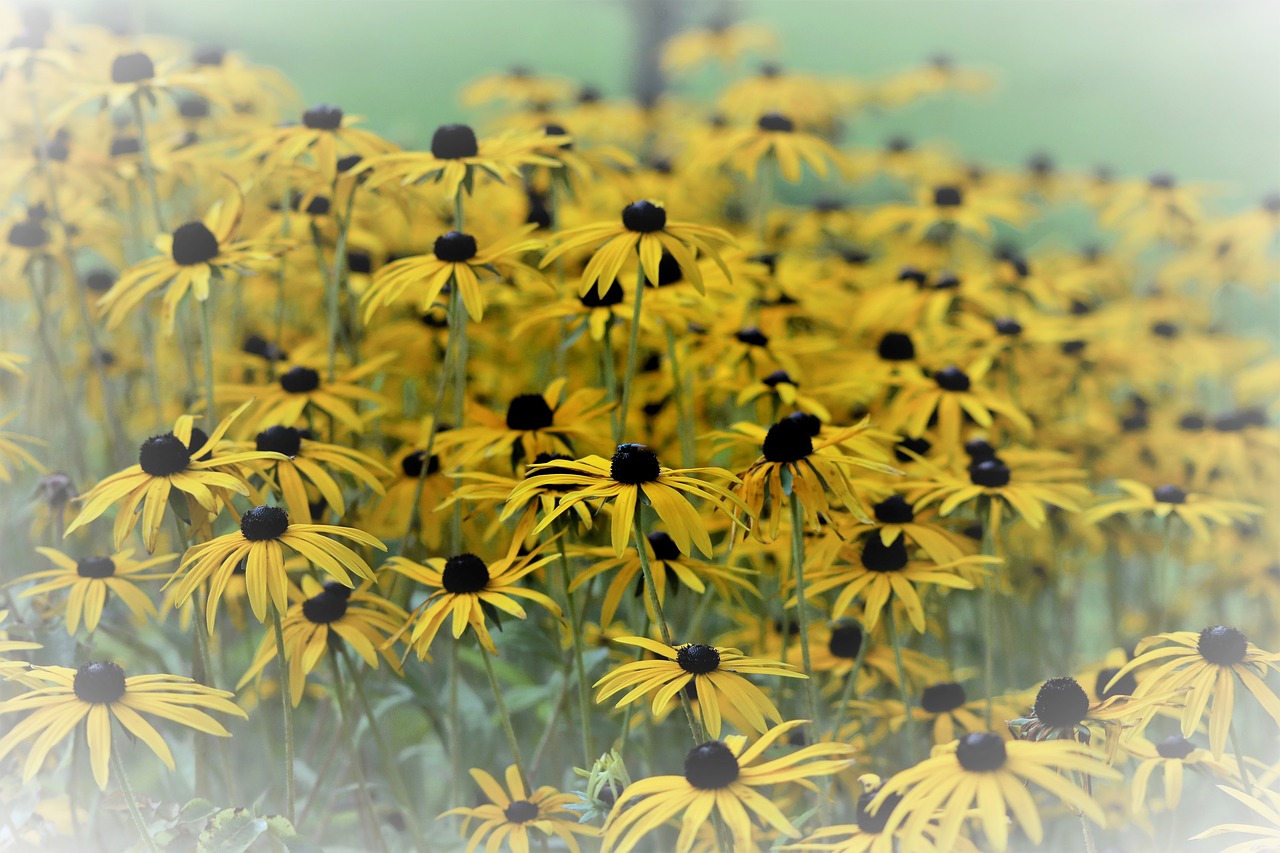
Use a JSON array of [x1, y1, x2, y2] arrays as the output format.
[[58, 0, 1280, 208]]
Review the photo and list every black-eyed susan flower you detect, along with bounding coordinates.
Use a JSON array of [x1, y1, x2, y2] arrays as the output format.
[[661, 20, 778, 75], [594, 637, 802, 738], [869, 732, 1119, 851], [1106, 627, 1280, 760], [384, 549, 560, 659], [0, 662, 246, 789], [723, 417, 898, 542], [600, 719, 852, 853], [509, 444, 748, 558], [695, 112, 843, 183], [540, 200, 733, 298], [358, 123, 556, 198], [63, 402, 273, 552], [97, 185, 288, 333], [238, 103, 398, 183], [237, 577, 405, 706], [436, 378, 612, 469], [1008, 675, 1168, 760], [359, 225, 545, 323], [909, 448, 1092, 533], [569, 531, 756, 628], [18, 547, 174, 635], [859, 493, 972, 564], [861, 182, 1025, 244], [799, 536, 987, 634], [219, 354, 392, 432], [885, 364, 1033, 452], [1126, 735, 1238, 815], [169, 505, 385, 628], [1082, 481, 1262, 542], [238, 425, 389, 522], [440, 765, 598, 853]]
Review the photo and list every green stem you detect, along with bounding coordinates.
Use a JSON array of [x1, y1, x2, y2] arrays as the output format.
[[336, 646, 431, 853], [479, 644, 530, 789], [110, 736, 161, 853], [789, 496, 822, 734], [615, 266, 647, 444], [555, 533, 593, 767], [601, 320, 620, 428], [330, 186, 359, 375], [981, 500, 997, 727], [632, 514, 702, 744], [270, 608, 297, 824], [1229, 721, 1255, 793], [199, 298, 217, 430], [885, 607, 917, 764], [664, 327, 695, 469], [128, 94, 166, 233], [325, 652, 389, 853]]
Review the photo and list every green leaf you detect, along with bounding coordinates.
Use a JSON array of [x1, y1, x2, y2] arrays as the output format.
[[196, 808, 267, 853]]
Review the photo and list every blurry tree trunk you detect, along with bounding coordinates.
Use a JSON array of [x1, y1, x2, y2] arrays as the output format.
[[627, 0, 679, 104]]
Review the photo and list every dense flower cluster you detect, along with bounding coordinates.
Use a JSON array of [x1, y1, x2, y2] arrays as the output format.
[[0, 6, 1277, 853]]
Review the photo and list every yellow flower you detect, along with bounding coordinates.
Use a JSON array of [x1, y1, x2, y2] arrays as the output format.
[[440, 765, 598, 853], [169, 505, 385, 629], [385, 549, 560, 659], [1082, 480, 1261, 541], [360, 224, 545, 323], [601, 720, 852, 853], [0, 662, 245, 789], [505, 444, 748, 558], [539, 200, 733, 298], [1190, 784, 1280, 851], [18, 547, 174, 634], [236, 424, 389, 522], [97, 184, 288, 333], [870, 733, 1119, 852], [64, 401, 273, 552], [594, 636, 802, 738], [237, 103, 398, 183], [357, 124, 556, 198], [237, 577, 405, 706], [1105, 627, 1280, 760]]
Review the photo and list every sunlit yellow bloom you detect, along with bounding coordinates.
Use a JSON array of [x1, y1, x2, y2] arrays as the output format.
[[440, 765, 598, 853], [18, 547, 173, 635]]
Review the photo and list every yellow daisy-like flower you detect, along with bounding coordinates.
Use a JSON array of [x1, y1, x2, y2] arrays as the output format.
[[539, 200, 733, 298], [18, 547, 174, 635], [1126, 735, 1238, 815], [218, 354, 392, 432], [237, 424, 389, 522], [360, 224, 545, 323], [798, 536, 987, 634], [440, 765, 598, 853], [695, 113, 843, 183], [569, 532, 757, 628], [861, 182, 1024, 243], [1190, 784, 1280, 851], [237, 577, 405, 706], [169, 504, 385, 629], [1081, 480, 1262, 542], [97, 185, 288, 333], [64, 401, 272, 552], [0, 661, 246, 789], [357, 123, 556, 199], [435, 377, 612, 469], [505, 444, 748, 558], [600, 719, 852, 853], [885, 364, 1033, 452], [1105, 626, 1280, 760], [384, 549, 560, 659], [595, 636, 802, 738], [723, 416, 899, 542], [237, 103, 398, 183], [869, 733, 1120, 852]]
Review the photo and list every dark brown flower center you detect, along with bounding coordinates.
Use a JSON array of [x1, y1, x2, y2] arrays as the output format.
[[76, 557, 116, 579], [610, 444, 661, 484], [676, 644, 721, 674], [683, 741, 739, 789], [73, 662, 126, 704], [302, 104, 344, 130], [241, 506, 289, 541], [1197, 625, 1247, 665], [762, 418, 813, 463], [860, 537, 908, 572], [279, 366, 321, 394], [647, 531, 682, 562], [1033, 676, 1090, 728], [170, 222, 220, 266], [934, 366, 971, 391], [111, 52, 154, 84], [503, 800, 539, 823], [256, 425, 302, 457], [506, 394, 555, 431], [873, 495, 914, 524], [955, 732, 1007, 771], [621, 201, 666, 233], [828, 622, 863, 659], [1156, 736, 1195, 760], [921, 681, 967, 713], [757, 112, 794, 132], [431, 124, 479, 159], [441, 553, 490, 594], [138, 434, 191, 476], [301, 584, 351, 624], [434, 231, 478, 263]]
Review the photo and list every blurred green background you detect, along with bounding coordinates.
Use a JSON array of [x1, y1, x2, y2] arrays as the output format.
[[58, 0, 1280, 208]]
